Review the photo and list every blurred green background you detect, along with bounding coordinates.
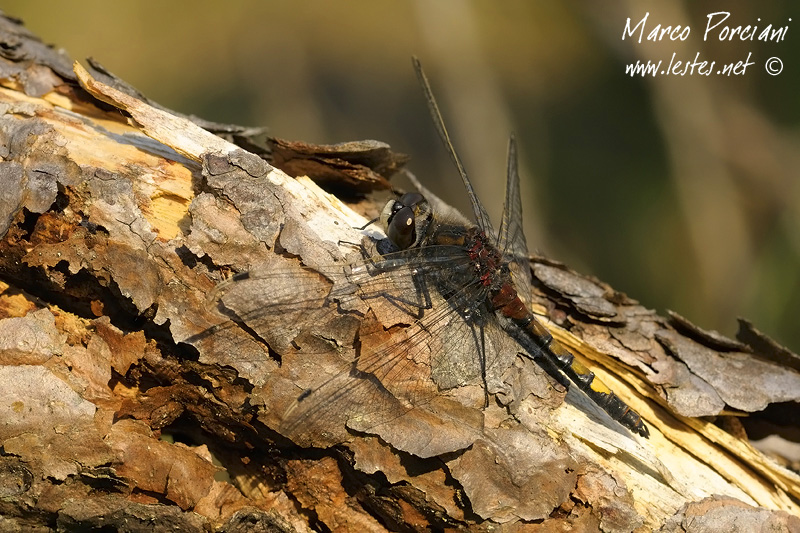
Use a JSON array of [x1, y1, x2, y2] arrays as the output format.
[[6, 1, 799, 351]]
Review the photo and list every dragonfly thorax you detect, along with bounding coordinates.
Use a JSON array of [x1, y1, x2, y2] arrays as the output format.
[[463, 228, 510, 290], [380, 192, 433, 250]]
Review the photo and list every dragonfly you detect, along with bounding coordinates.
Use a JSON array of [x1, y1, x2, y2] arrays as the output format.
[[213, 58, 649, 446]]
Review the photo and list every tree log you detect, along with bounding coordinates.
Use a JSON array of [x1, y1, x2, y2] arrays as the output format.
[[1, 14, 799, 532]]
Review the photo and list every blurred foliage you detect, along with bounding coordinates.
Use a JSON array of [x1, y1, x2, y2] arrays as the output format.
[[6, 0, 799, 351]]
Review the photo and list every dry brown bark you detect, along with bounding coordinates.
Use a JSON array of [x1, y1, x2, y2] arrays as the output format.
[[1, 13, 799, 532]]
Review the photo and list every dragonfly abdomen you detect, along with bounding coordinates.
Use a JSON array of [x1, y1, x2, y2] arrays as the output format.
[[545, 333, 649, 437], [492, 286, 650, 438]]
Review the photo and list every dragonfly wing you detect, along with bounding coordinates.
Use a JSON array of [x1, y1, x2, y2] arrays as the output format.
[[202, 255, 356, 386], [344, 244, 476, 323], [278, 272, 493, 456], [412, 57, 495, 235], [497, 135, 533, 306], [213, 255, 355, 353], [214, 244, 474, 345], [210, 244, 493, 453], [425, 283, 521, 396]]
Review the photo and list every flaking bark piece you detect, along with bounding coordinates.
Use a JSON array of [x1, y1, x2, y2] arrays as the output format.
[[0, 15, 267, 146], [348, 436, 463, 520], [656, 329, 800, 413], [0, 307, 63, 365], [284, 457, 388, 532], [56, 496, 209, 533], [0, 13, 75, 92], [574, 467, 643, 532], [0, 310, 117, 483], [269, 137, 407, 193], [658, 356, 727, 418], [661, 495, 800, 533], [85, 57, 267, 141], [667, 309, 750, 352], [0, 149, 58, 238], [532, 262, 620, 322], [737, 318, 800, 373], [104, 419, 218, 511], [446, 426, 578, 522]]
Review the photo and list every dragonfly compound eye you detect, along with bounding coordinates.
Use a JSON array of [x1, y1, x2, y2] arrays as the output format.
[[379, 192, 431, 250], [387, 205, 417, 250], [398, 192, 425, 208]]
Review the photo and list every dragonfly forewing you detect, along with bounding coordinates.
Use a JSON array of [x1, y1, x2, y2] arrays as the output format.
[[211, 242, 522, 449]]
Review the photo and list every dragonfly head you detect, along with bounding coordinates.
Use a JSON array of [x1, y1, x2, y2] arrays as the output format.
[[380, 192, 432, 250]]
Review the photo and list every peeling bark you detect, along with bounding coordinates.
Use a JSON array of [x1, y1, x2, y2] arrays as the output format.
[[0, 14, 799, 532]]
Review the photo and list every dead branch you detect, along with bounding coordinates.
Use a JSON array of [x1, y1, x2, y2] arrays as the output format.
[[0, 14, 799, 532]]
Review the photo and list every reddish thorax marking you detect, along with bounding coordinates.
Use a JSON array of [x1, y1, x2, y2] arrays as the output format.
[[464, 228, 529, 320]]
